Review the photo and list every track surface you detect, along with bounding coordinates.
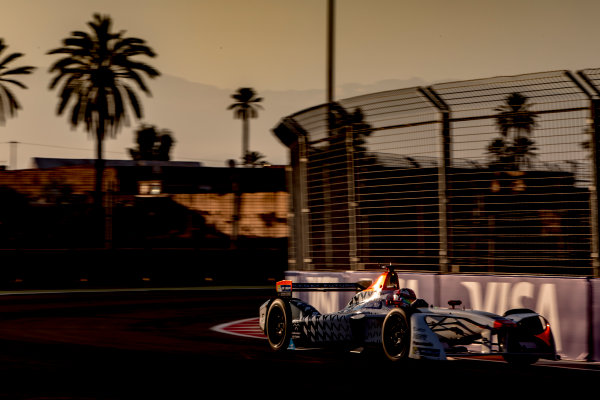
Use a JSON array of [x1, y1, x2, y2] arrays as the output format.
[[0, 287, 597, 398]]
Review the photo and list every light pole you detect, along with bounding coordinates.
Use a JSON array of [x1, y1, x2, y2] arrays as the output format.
[[327, 0, 335, 105]]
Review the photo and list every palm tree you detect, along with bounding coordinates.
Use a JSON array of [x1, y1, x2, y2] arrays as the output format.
[[228, 87, 263, 166], [129, 124, 175, 161], [242, 150, 266, 167], [47, 13, 160, 208], [0, 39, 35, 125], [489, 92, 538, 170]]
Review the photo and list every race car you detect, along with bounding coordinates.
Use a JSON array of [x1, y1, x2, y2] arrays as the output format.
[[258, 266, 557, 364]]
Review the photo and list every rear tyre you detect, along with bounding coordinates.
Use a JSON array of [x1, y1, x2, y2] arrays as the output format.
[[265, 298, 292, 351], [381, 309, 410, 361]]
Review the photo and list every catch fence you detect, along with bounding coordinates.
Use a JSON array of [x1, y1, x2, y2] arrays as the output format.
[[274, 69, 600, 276]]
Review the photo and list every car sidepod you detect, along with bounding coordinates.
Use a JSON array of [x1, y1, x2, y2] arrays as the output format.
[[409, 312, 447, 361]]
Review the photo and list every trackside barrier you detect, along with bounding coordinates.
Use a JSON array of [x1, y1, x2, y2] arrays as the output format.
[[285, 270, 597, 362]]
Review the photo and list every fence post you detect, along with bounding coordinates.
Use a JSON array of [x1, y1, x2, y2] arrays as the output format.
[[273, 117, 312, 271], [591, 98, 600, 279], [346, 126, 359, 270], [573, 71, 600, 278], [298, 135, 312, 270], [419, 87, 451, 273]]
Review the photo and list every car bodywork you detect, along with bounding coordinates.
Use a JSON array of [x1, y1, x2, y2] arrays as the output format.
[[259, 267, 557, 364]]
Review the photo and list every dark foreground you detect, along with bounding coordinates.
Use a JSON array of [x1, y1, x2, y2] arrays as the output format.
[[0, 288, 596, 399]]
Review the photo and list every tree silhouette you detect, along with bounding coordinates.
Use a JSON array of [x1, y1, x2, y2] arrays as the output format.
[[47, 13, 160, 208], [0, 39, 35, 125], [488, 92, 538, 170], [156, 132, 174, 161], [325, 102, 374, 167], [129, 124, 175, 161], [242, 150, 266, 167], [228, 87, 263, 166]]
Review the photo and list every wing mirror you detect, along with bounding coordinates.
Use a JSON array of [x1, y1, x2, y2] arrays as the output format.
[[448, 300, 462, 309]]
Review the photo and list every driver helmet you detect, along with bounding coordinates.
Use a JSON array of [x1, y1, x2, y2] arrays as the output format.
[[393, 288, 416, 307]]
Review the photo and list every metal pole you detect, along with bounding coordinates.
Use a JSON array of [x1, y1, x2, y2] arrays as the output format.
[[273, 118, 311, 270], [589, 98, 600, 278], [572, 71, 600, 278], [9, 141, 17, 170], [419, 87, 451, 273], [327, 0, 335, 105], [346, 127, 358, 270], [438, 110, 451, 273], [298, 135, 312, 270], [324, 0, 335, 269]]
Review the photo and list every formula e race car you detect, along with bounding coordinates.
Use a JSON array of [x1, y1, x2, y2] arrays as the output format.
[[259, 267, 557, 365]]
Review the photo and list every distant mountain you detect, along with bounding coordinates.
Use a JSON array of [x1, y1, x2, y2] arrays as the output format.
[[0, 70, 427, 169]]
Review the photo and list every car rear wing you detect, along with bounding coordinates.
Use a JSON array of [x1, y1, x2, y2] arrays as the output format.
[[276, 279, 370, 297]]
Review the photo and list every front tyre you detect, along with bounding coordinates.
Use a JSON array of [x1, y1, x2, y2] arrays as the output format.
[[265, 298, 292, 351], [381, 309, 410, 361], [499, 327, 539, 366]]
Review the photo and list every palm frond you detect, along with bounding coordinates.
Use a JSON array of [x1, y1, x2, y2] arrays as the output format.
[[0, 38, 35, 123], [0, 78, 27, 89], [123, 84, 142, 118], [2, 66, 35, 77], [1, 85, 21, 114], [0, 52, 24, 68]]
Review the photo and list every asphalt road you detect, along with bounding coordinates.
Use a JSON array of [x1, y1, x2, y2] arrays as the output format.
[[0, 287, 597, 399]]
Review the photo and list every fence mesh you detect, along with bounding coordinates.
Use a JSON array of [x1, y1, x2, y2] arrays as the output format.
[[276, 69, 600, 276]]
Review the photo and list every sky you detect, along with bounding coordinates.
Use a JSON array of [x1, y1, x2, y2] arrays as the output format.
[[1, 0, 600, 169]]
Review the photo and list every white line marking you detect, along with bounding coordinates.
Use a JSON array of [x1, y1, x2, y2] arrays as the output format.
[[211, 317, 266, 339]]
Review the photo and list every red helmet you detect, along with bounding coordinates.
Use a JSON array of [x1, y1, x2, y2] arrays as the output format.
[[393, 288, 416, 306]]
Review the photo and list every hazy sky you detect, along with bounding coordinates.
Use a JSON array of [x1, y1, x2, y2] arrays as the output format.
[[1, 0, 600, 168]]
